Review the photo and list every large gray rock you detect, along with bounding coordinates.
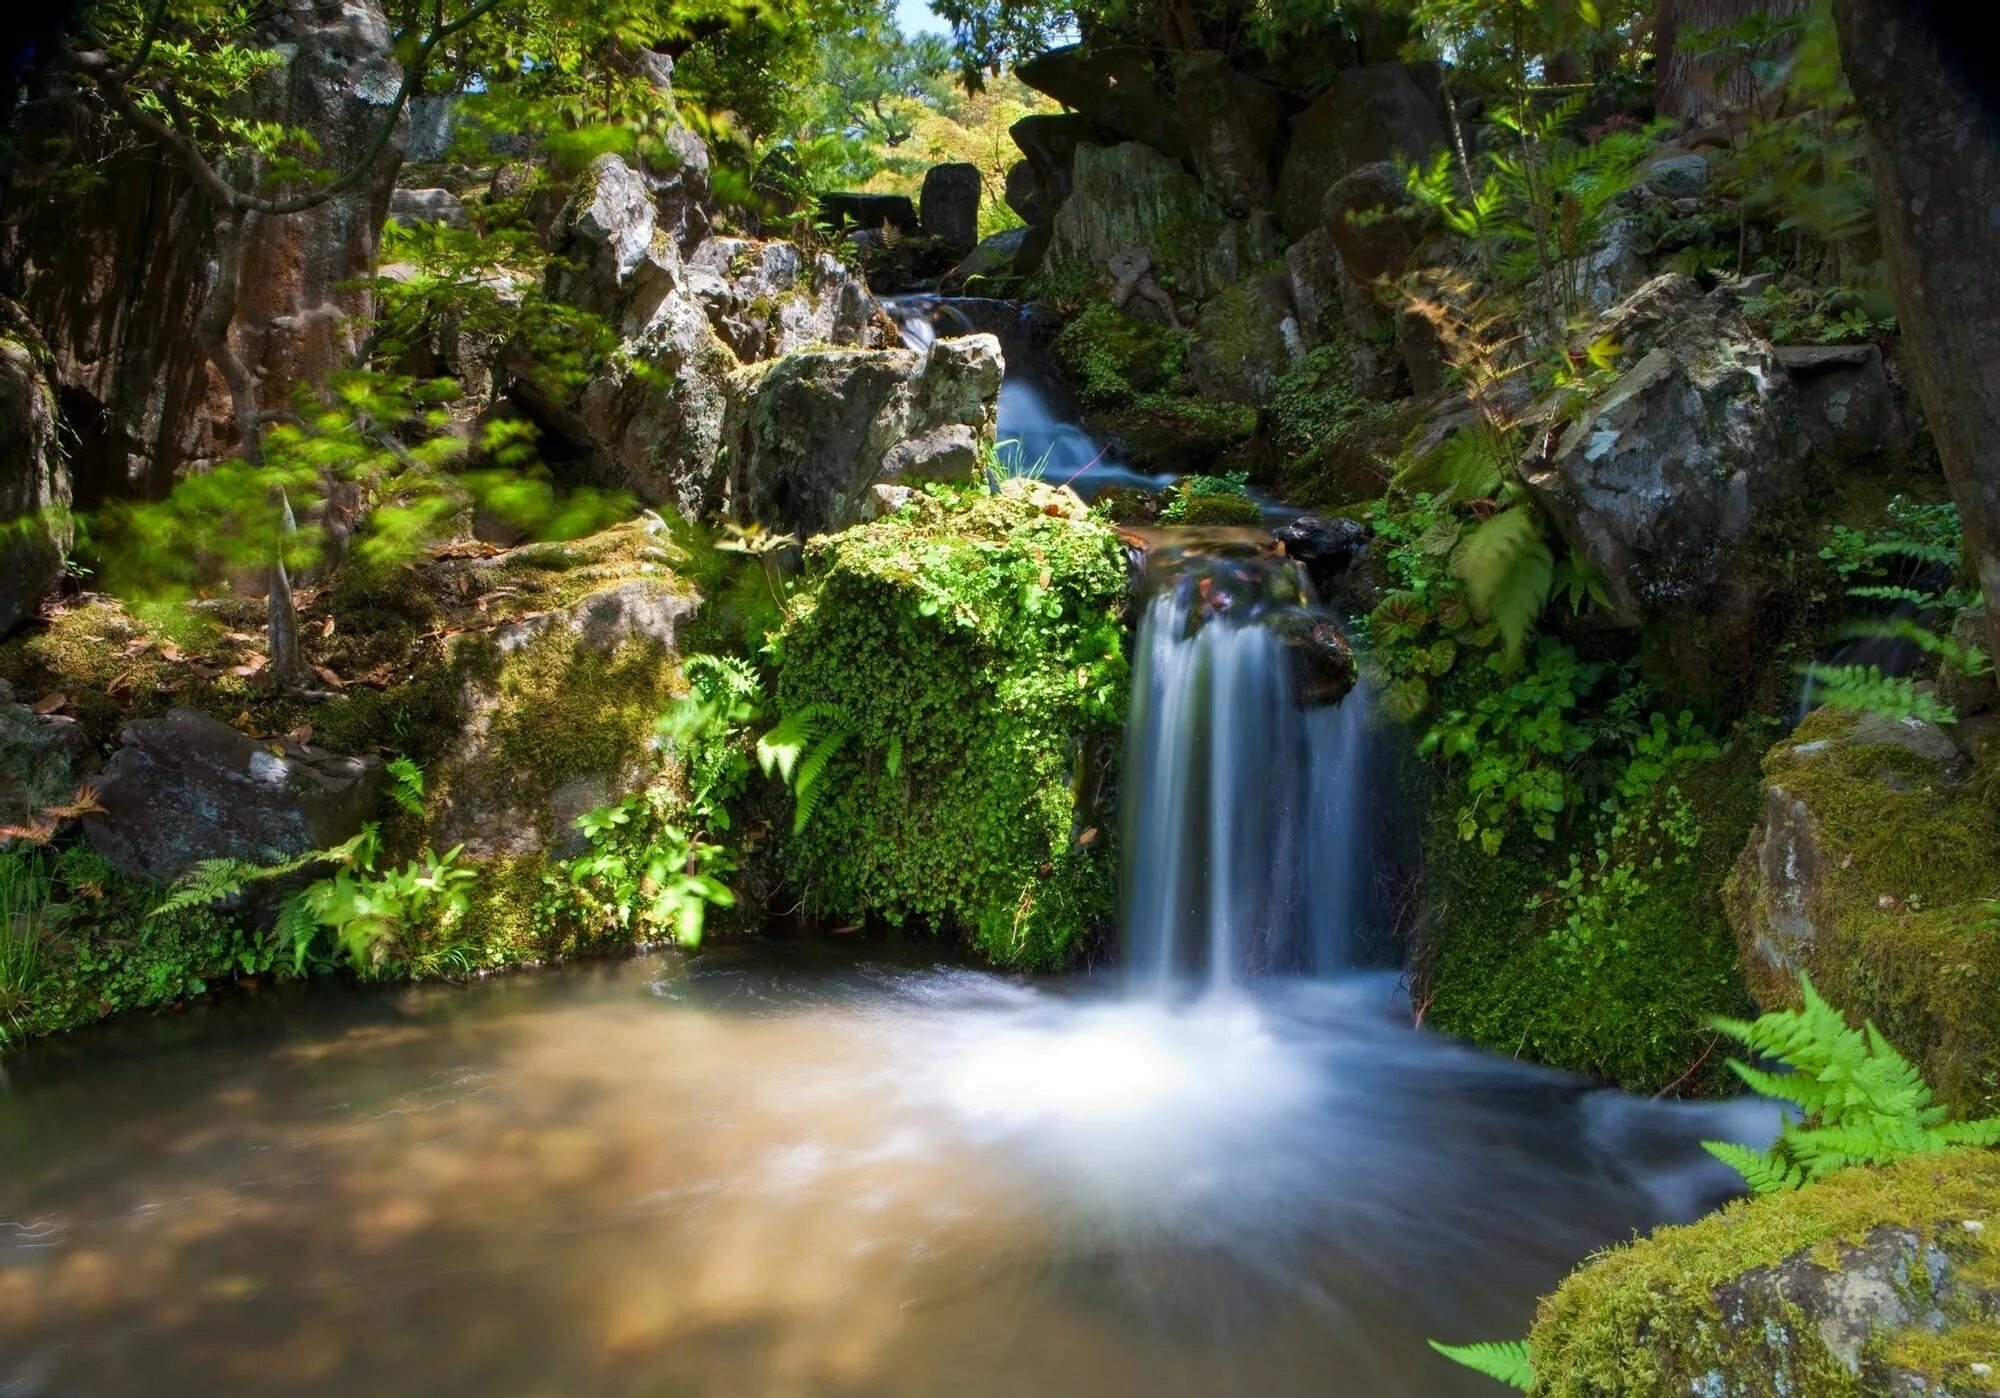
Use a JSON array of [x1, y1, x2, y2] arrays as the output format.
[[388, 186, 470, 229], [1015, 45, 1184, 160], [1521, 274, 1807, 628], [0, 308, 71, 637], [1187, 273, 1301, 404], [1322, 161, 1427, 284], [920, 162, 982, 249], [1275, 63, 1446, 237], [1172, 50, 1284, 212], [1043, 143, 1260, 302], [724, 334, 1003, 539], [545, 152, 682, 334], [84, 708, 384, 885]]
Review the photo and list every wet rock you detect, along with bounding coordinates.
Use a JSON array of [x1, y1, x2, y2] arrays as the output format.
[[1521, 274, 1807, 631], [1044, 142, 1258, 302], [83, 708, 383, 885], [920, 163, 982, 250], [0, 307, 71, 638], [1092, 487, 1164, 524], [1265, 606, 1357, 707], [388, 187, 470, 229], [1172, 50, 1284, 212], [819, 192, 919, 235], [1275, 63, 1447, 237], [1273, 514, 1371, 597], [1777, 342, 1906, 460], [1015, 45, 1185, 160]]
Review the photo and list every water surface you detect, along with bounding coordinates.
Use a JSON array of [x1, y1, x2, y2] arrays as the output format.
[[1, 937, 1774, 1396]]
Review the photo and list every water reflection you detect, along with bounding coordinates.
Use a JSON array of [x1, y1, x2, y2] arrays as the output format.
[[0, 940, 1777, 1397]]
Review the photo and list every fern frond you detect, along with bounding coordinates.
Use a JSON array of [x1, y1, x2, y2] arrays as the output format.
[[1429, 1339, 1535, 1391], [792, 723, 855, 835], [1703, 1141, 1802, 1194], [757, 703, 849, 783], [1452, 505, 1553, 658]]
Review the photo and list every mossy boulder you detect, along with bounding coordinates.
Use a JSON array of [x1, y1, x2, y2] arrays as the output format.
[[1049, 303, 1255, 471], [1530, 1150, 2000, 1395], [1726, 707, 2000, 1115], [768, 483, 1129, 968], [1043, 142, 1261, 302]]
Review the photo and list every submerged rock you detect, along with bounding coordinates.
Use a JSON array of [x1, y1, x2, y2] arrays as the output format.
[[84, 708, 384, 884]]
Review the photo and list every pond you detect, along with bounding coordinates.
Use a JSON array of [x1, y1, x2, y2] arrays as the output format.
[[0, 934, 1775, 1396]]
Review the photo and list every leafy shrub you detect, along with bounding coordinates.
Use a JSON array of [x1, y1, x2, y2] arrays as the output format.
[[767, 487, 1128, 967]]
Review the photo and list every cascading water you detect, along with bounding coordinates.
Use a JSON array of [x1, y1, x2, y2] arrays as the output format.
[[1123, 548, 1375, 990]]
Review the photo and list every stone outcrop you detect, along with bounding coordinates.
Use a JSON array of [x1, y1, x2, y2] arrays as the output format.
[[1006, 113, 1092, 226], [84, 708, 384, 884], [1321, 161, 1427, 285], [1172, 51, 1284, 212], [724, 334, 1004, 539], [0, 306, 72, 637], [1776, 342, 1906, 461], [1521, 275, 1807, 631], [1725, 706, 2000, 1114], [1043, 142, 1263, 303], [1015, 45, 1185, 160], [1274, 63, 1446, 237], [1531, 1150, 2000, 1395]]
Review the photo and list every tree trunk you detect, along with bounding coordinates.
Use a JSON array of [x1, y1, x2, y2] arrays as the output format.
[[1833, 0, 2000, 658], [1655, 0, 1810, 120]]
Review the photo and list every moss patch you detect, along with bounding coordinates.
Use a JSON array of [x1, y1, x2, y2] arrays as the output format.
[[1263, 343, 1415, 508], [1421, 742, 1762, 1094], [769, 485, 1129, 968], [1726, 707, 2000, 1115], [1530, 1150, 2000, 1396]]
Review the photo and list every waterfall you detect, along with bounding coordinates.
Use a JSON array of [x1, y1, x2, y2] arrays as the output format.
[[1122, 556, 1374, 992]]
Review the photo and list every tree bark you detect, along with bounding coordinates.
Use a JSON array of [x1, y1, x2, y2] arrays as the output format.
[[1833, 0, 2000, 658], [1655, 0, 1809, 121]]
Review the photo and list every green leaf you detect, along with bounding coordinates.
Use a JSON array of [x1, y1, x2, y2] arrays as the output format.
[[1429, 1338, 1536, 1391]]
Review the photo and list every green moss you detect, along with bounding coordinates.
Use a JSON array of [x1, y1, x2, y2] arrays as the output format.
[[1264, 344, 1414, 508], [1172, 493, 1263, 526], [1422, 743, 1761, 1094], [1530, 1150, 2000, 1396], [1049, 303, 1185, 409], [769, 485, 1129, 968], [1727, 708, 2000, 1115]]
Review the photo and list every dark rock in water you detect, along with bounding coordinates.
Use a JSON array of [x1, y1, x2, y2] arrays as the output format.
[[1774, 342, 1906, 461], [1274, 514, 1369, 576], [1015, 45, 1186, 161], [1172, 50, 1284, 213], [920, 163, 983, 250], [819, 192, 919, 235], [0, 306, 72, 639], [942, 228, 1030, 292], [1265, 606, 1358, 708], [84, 708, 384, 885], [1275, 63, 1446, 237]]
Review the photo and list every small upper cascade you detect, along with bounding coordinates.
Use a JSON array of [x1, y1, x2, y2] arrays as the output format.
[[1121, 545, 1372, 993]]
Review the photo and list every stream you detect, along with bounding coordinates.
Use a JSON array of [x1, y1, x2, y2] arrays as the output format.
[[0, 300, 1782, 1397]]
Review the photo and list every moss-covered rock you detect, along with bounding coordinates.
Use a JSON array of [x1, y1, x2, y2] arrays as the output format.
[[1420, 743, 1761, 1094], [1530, 1150, 2000, 1396], [1726, 707, 2000, 1115], [1263, 342, 1416, 508], [1048, 302, 1255, 471], [768, 482, 1129, 968]]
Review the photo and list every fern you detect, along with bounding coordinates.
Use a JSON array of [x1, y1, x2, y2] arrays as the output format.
[[1429, 1339, 1536, 1391], [148, 826, 378, 919], [386, 755, 425, 816], [1702, 974, 2000, 1193], [1453, 504, 1553, 658], [758, 703, 856, 834]]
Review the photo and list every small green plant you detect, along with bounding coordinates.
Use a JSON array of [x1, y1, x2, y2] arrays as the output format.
[[1702, 975, 2000, 1193], [1429, 1338, 1535, 1392], [0, 850, 54, 1034], [560, 792, 736, 948], [386, 756, 426, 816], [759, 702, 858, 834], [300, 845, 479, 976]]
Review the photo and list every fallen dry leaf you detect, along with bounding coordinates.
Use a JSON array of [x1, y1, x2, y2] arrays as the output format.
[[287, 724, 315, 744], [32, 692, 68, 715], [189, 663, 221, 680], [159, 642, 183, 662], [312, 665, 346, 690], [1078, 827, 1099, 847], [320, 616, 337, 638]]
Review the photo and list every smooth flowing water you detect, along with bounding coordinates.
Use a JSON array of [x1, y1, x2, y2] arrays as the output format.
[[0, 940, 1775, 1397]]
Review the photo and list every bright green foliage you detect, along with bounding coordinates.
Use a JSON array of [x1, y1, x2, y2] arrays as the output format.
[[1451, 504, 1553, 658], [1050, 303, 1185, 409], [559, 792, 737, 948], [1429, 1339, 1535, 1392], [0, 851, 53, 1034], [386, 756, 427, 816], [301, 844, 480, 976], [1702, 975, 2000, 1193], [758, 703, 858, 835], [147, 826, 379, 922], [768, 487, 1128, 967]]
